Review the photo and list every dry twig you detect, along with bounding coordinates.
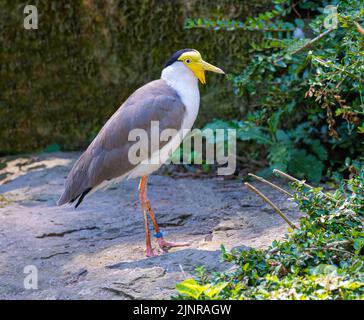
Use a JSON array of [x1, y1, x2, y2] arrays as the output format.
[[248, 173, 294, 198], [275, 28, 335, 63], [273, 169, 336, 202], [273, 169, 314, 188], [245, 182, 297, 229]]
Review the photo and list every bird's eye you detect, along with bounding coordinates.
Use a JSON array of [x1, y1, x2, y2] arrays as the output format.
[[185, 59, 191, 64]]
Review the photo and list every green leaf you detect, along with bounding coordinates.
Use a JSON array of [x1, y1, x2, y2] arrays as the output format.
[[275, 60, 287, 68], [204, 282, 228, 299], [338, 281, 364, 290], [294, 18, 305, 29], [288, 149, 324, 183], [267, 109, 284, 134], [43, 143, 60, 153], [203, 119, 239, 131], [268, 142, 291, 166], [309, 264, 337, 275], [307, 139, 328, 161], [175, 279, 210, 299], [276, 129, 290, 142], [237, 122, 272, 144], [353, 238, 364, 255]]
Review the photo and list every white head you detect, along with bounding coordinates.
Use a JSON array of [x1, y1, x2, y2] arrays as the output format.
[[161, 49, 225, 85]]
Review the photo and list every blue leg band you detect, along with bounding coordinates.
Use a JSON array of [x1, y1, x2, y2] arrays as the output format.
[[155, 231, 163, 238]]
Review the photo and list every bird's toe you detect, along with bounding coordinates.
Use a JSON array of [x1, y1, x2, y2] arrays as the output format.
[[157, 238, 191, 249]]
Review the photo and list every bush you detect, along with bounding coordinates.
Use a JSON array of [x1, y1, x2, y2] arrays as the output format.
[[188, 0, 364, 182], [175, 169, 364, 300]]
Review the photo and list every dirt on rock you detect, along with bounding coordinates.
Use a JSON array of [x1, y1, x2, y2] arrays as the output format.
[[0, 152, 302, 299]]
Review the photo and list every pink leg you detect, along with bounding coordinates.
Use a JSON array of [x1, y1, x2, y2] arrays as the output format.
[[138, 177, 155, 257], [139, 176, 190, 253]]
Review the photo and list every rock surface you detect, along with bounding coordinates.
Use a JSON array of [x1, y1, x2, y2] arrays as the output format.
[[0, 152, 302, 299]]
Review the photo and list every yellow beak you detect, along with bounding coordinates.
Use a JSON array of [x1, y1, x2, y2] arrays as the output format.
[[202, 60, 225, 74], [195, 60, 225, 84]]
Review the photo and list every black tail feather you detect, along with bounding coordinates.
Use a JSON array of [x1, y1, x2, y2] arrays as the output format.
[[73, 187, 92, 208]]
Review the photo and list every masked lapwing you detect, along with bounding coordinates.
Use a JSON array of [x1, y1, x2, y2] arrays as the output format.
[[57, 49, 225, 256]]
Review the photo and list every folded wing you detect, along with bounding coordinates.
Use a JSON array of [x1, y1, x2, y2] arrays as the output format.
[[57, 79, 186, 207]]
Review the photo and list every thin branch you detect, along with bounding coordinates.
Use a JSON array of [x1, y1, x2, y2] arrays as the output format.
[[326, 240, 351, 247], [275, 27, 335, 63], [305, 246, 354, 256], [248, 173, 294, 198], [291, 1, 302, 19], [273, 169, 337, 202], [245, 182, 297, 229], [354, 21, 364, 36], [179, 264, 188, 279], [313, 57, 361, 80], [273, 169, 314, 188], [189, 24, 294, 32]]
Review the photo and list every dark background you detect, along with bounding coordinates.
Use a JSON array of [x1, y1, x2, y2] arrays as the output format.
[[0, 0, 271, 154]]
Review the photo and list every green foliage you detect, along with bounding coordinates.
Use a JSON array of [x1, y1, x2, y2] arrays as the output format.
[[190, 0, 364, 182], [176, 279, 228, 300], [205, 117, 329, 182], [175, 170, 364, 300], [0, 0, 271, 155]]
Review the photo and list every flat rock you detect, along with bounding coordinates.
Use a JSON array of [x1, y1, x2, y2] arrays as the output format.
[[0, 152, 302, 299]]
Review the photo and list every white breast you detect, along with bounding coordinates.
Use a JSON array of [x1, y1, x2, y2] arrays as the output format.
[[127, 62, 200, 179], [161, 62, 200, 131]]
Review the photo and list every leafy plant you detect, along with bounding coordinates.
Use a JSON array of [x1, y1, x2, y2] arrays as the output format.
[[176, 279, 228, 300], [175, 169, 364, 300], [204, 118, 327, 182], [188, 0, 364, 182]]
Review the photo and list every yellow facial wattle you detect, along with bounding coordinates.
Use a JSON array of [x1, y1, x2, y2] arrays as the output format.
[[177, 50, 225, 84]]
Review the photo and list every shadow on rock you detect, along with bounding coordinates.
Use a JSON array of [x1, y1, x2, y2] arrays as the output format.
[[107, 245, 250, 273]]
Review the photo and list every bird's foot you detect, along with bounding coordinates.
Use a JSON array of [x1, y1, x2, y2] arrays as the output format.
[[145, 239, 190, 256], [157, 238, 190, 250], [146, 246, 156, 257]]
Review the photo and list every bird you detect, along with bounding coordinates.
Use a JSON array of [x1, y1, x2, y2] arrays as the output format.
[[57, 48, 225, 256]]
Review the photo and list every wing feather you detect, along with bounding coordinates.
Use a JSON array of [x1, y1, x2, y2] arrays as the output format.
[[57, 79, 185, 206]]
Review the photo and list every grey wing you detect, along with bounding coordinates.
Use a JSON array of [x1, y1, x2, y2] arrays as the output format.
[[57, 79, 186, 207]]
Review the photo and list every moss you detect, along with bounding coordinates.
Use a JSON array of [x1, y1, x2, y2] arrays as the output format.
[[0, 0, 270, 154]]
